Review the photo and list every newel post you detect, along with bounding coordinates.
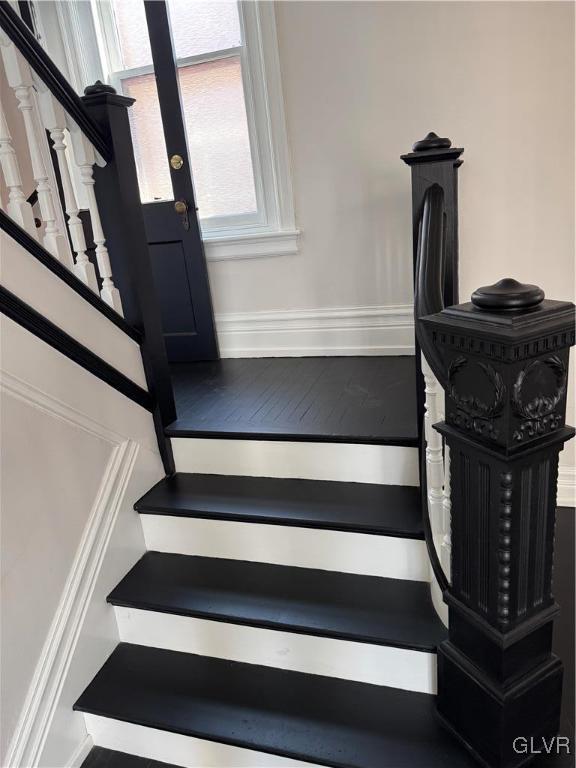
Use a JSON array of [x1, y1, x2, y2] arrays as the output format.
[[402, 132, 464, 434], [81, 81, 176, 471], [422, 279, 575, 768]]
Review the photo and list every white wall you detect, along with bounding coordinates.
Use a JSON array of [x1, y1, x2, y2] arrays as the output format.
[[210, 0, 574, 311], [207, 1, 572, 304], [0, 238, 164, 766], [210, 0, 575, 473]]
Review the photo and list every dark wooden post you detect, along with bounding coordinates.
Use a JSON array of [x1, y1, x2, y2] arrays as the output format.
[[81, 81, 176, 473], [421, 278, 575, 768], [402, 132, 464, 436]]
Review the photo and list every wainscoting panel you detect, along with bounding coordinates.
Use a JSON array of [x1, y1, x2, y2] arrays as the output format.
[[0, 316, 163, 768]]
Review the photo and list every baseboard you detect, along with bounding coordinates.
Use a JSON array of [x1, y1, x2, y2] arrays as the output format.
[[215, 303, 415, 357], [558, 466, 576, 507], [66, 734, 93, 768]]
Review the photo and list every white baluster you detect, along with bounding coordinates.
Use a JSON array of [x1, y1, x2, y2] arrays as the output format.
[[441, 443, 452, 580], [422, 352, 451, 625], [0, 103, 37, 236], [35, 84, 99, 291], [0, 33, 70, 263], [68, 124, 123, 315], [422, 354, 445, 543]]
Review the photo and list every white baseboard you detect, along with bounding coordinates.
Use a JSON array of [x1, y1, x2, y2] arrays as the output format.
[[65, 735, 93, 768], [558, 466, 576, 507], [215, 303, 415, 357], [171, 438, 419, 486], [114, 607, 437, 694], [141, 515, 429, 581]]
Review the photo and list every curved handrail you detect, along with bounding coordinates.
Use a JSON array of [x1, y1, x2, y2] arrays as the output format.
[[415, 184, 450, 594], [414, 184, 448, 389], [0, 1, 112, 162]]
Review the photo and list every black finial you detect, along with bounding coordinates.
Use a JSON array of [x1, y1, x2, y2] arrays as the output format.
[[84, 80, 117, 96], [471, 278, 545, 311], [412, 132, 452, 152]]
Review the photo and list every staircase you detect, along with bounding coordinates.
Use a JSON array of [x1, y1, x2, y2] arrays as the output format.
[[74, 428, 475, 768], [2, 7, 573, 767]]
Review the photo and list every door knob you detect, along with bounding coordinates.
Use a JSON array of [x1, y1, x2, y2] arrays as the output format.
[[174, 199, 190, 230]]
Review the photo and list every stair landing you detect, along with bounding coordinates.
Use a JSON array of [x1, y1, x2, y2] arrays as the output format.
[[167, 357, 418, 445]]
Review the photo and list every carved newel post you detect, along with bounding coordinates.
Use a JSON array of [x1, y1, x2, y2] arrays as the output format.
[[422, 279, 575, 768]]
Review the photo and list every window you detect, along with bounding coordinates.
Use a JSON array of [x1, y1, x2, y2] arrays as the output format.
[[49, 0, 298, 259]]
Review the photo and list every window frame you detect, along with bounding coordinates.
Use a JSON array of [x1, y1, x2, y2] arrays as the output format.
[[51, 0, 299, 260]]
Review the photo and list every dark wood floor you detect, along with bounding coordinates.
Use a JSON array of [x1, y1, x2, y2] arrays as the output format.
[[166, 357, 418, 444]]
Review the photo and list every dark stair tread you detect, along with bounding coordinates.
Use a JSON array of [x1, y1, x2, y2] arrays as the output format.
[[135, 473, 424, 539], [82, 746, 181, 768], [75, 644, 476, 768], [108, 552, 446, 652]]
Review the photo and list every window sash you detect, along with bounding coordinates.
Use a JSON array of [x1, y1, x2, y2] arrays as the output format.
[[93, 1, 266, 232], [82, 0, 296, 252]]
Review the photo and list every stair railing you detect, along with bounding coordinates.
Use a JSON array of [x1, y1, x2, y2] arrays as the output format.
[[402, 133, 464, 617], [405, 133, 576, 764], [0, 1, 177, 472], [0, 1, 119, 311]]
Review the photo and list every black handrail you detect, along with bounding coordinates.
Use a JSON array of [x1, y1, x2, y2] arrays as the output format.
[[414, 184, 450, 595], [0, 1, 112, 162], [414, 185, 448, 389]]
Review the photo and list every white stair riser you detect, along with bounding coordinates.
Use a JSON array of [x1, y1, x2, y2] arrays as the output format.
[[84, 715, 316, 768], [141, 515, 429, 581], [114, 607, 437, 694], [170, 438, 419, 486]]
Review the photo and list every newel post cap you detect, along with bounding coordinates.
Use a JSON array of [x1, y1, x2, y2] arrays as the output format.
[[82, 80, 135, 109], [84, 80, 117, 96], [412, 131, 452, 152], [471, 278, 545, 311], [401, 131, 463, 165]]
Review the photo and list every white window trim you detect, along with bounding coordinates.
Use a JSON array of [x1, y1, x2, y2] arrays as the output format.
[[47, 0, 299, 262]]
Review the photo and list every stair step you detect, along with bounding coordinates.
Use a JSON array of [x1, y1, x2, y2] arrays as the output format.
[[108, 552, 445, 652], [75, 644, 476, 768], [82, 746, 180, 768], [135, 473, 423, 539], [169, 439, 419, 485]]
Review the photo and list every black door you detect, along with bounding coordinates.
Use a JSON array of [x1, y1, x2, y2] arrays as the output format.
[[141, 0, 218, 362]]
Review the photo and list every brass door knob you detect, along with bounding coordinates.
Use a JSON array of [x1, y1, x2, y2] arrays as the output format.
[[170, 154, 184, 170], [174, 200, 188, 215]]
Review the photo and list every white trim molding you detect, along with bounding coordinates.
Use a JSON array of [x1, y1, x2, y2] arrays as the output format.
[[215, 303, 415, 357], [1, 352, 148, 768], [3, 437, 139, 768], [65, 735, 94, 768], [204, 229, 299, 262], [558, 466, 576, 508]]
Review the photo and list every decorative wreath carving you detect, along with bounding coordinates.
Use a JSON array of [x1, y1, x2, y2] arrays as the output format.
[[512, 356, 567, 441], [447, 356, 506, 439]]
